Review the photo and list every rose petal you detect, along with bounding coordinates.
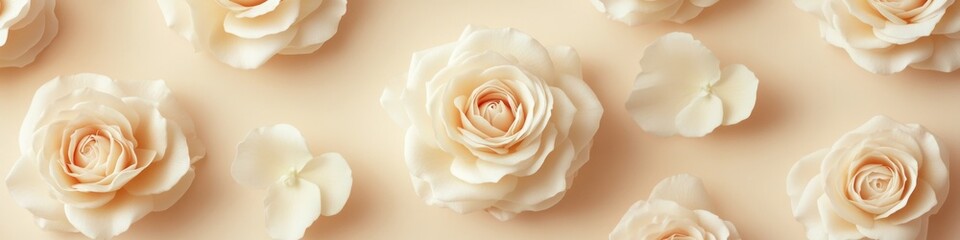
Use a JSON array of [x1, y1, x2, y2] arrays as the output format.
[[451, 26, 556, 82], [842, 37, 933, 74], [264, 179, 322, 240], [817, 196, 866, 239], [64, 192, 154, 239], [832, 2, 893, 49], [298, 152, 353, 216], [223, 0, 299, 39], [5, 155, 75, 231], [233, 124, 314, 189], [693, 210, 732, 239], [0, 0, 30, 29], [910, 36, 960, 72], [280, 0, 347, 55], [151, 168, 195, 211], [405, 130, 516, 213], [489, 140, 575, 220], [675, 93, 723, 137], [856, 218, 922, 240], [713, 64, 758, 126], [0, 0, 57, 68], [884, 181, 938, 225], [0, 8, 46, 62], [788, 149, 828, 208], [124, 120, 191, 196], [933, 3, 960, 34], [157, 0, 199, 48], [233, 0, 281, 18], [649, 174, 715, 211], [668, 1, 705, 24]]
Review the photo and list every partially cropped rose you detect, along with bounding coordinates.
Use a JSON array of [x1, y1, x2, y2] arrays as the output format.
[[5, 73, 205, 239], [591, 0, 718, 25], [157, 0, 347, 69], [794, 0, 960, 74], [610, 174, 741, 240], [788, 115, 949, 239], [0, 0, 58, 68], [381, 26, 604, 221]]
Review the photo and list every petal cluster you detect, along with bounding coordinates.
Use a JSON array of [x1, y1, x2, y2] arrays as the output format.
[[157, 0, 348, 69], [0, 0, 58, 68], [610, 174, 741, 240], [794, 0, 960, 74], [787, 115, 950, 239], [625, 32, 758, 137], [591, 0, 718, 25], [381, 26, 604, 221], [232, 124, 352, 240], [5, 73, 205, 239]]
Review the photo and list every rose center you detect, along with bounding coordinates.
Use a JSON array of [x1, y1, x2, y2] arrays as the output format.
[[479, 99, 514, 131], [231, 0, 268, 7], [278, 167, 299, 186], [660, 231, 694, 240]]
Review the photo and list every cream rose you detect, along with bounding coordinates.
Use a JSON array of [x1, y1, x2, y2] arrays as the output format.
[[381, 26, 604, 221], [5, 73, 205, 239], [794, 0, 960, 74], [787, 115, 949, 239], [157, 0, 347, 69], [610, 174, 741, 240], [0, 0, 58, 68], [591, 0, 718, 25]]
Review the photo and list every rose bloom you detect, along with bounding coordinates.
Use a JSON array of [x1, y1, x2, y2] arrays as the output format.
[[788, 115, 949, 239], [610, 174, 741, 240], [5, 73, 205, 239], [794, 0, 960, 74], [591, 0, 719, 25], [381, 26, 604, 220], [157, 0, 347, 69], [0, 0, 58, 68]]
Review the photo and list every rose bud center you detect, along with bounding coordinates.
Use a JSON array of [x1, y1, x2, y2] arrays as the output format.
[[231, 0, 269, 7]]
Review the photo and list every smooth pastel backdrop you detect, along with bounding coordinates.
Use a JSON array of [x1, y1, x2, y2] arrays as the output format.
[[1, 0, 959, 239]]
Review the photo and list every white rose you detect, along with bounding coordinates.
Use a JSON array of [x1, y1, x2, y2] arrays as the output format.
[[0, 0, 58, 68], [591, 0, 718, 25], [610, 174, 741, 240], [794, 0, 960, 74], [5, 73, 206, 239], [787, 115, 950, 239], [157, 0, 347, 69], [381, 26, 604, 221]]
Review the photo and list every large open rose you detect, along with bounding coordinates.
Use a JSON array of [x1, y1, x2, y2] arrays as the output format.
[[794, 0, 960, 74], [788, 115, 949, 239], [0, 0, 58, 68], [381, 26, 604, 221], [5, 73, 205, 239], [157, 0, 347, 69]]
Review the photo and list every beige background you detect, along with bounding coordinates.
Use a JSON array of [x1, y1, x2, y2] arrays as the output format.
[[1, 0, 959, 239]]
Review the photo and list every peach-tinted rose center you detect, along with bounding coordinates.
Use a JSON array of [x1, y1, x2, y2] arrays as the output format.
[[660, 231, 694, 240], [231, 0, 268, 7], [479, 99, 514, 131]]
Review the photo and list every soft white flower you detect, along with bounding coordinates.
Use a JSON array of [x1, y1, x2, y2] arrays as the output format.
[[0, 0, 58, 68], [610, 174, 741, 240], [625, 32, 758, 138], [232, 124, 352, 240], [591, 0, 718, 25], [5, 73, 205, 239], [787, 115, 950, 239], [794, 0, 960, 74], [381, 26, 604, 221], [157, 0, 347, 69]]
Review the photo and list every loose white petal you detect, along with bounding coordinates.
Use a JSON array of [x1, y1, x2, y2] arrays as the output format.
[[298, 153, 353, 216], [675, 94, 723, 137], [264, 179, 322, 240], [713, 64, 758, 126], [911, 36, 960, 72], [233, 124, 314, 189]]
